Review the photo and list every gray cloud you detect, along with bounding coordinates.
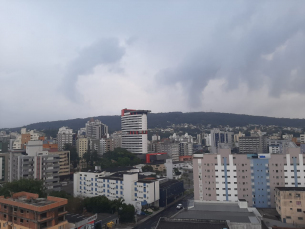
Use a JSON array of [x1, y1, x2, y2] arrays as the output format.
[[156, 2, 305, 107], [62, 38, 125, 102]]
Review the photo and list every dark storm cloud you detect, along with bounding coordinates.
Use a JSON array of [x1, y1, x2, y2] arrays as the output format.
[[62, 38, 125, 102], [157, 2, 305, 107]]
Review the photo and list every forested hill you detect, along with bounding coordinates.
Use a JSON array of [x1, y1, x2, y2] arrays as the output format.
[[5, 112, 305, 133]]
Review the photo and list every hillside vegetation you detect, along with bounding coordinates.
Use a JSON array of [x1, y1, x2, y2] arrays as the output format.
[[5, 112, 305, 133]]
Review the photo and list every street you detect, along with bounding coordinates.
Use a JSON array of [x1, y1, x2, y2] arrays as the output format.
[[133, 194, 193, 229]]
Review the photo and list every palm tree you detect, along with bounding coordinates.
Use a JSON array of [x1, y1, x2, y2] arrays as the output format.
[[111, 198, 124, 213]]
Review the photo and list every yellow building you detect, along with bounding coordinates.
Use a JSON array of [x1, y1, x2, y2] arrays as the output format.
[[76, 137, 88, 158], [275, 187, 305, 225]]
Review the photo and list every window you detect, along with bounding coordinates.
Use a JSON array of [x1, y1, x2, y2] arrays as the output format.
[[296, 201, 301, 205], [297, 209, 302, 212], [298, 217, 303, 220]]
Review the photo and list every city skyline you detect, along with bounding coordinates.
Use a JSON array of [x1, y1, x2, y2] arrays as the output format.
[[1, 1, 305, 128]]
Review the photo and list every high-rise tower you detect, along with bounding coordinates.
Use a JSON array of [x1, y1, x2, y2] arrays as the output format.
[[121, 109, 150, 154]]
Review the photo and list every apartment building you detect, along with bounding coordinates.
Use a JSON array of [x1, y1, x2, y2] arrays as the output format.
[[73, 169, 160, 213], [239, 136, 267, 154], [0, 153, 9, 184], [76, 137, 88, 158], [300, 133, 305, 144], [89, 138, 113, 156], [57, 127, 73, 151], [150, 141, 179, 162], [111, 132, 122, 149], [179, 142, 193, 156], [9, 141, 61, 191], [193, 146, 305, 208], [21, 133, 31, 149], [50, 151, 70, 177], [0, 192, 68, 229], [208, 129, 234, 148], [12, 135, 22, 150], [85, 119, 108, 140], [275, 187, 305, 225], [121, 109, 150, 154]]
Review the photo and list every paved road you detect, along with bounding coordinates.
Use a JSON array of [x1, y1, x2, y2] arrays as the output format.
[[133, 194, 193, 229]]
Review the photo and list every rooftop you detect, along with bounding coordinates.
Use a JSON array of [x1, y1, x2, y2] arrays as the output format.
[[174, 202, 259, 224], [276, 187, 305, 191], [102, 172, 157, 183], [156, 218, 229, 229], [82, 166, 138, 173], [160, 179, 183, 189], [0, 192, 67, 212]]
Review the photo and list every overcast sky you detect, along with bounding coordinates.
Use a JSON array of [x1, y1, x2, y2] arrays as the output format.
[[1, 1, 305, 128]]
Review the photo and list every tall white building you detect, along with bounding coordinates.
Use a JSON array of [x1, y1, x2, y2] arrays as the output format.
[[121, 109, 151, 154], [57, 126, 73, 151]]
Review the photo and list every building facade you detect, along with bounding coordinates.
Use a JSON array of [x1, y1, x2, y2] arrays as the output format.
[[50, 151, 70, 177], [179, 142, 193, 156], [209, 129, 234, 148], [193, 146, 305, 208], [275, 187, 305, 225], [0, 192, 68, 229], [85, 119, 108, 140], [0, 153, 9, 184], [57, 127, 73, 151], [73, 170, 160, 212], [76, 137, 88, 158], [9, 141, 61, 191], [121, 109, 150, 154], [239, 136, 267, 154]]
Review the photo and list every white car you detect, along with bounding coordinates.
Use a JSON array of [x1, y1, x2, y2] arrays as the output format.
[[176, 204, 183, 210]]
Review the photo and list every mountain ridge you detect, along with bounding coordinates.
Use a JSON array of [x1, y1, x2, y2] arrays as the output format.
[[3, 112, 305, 133]]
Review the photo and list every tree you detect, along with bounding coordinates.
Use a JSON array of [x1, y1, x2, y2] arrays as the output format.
[[84, 195, 113, 213], [111, 198, 124, 213], [118, 204, 135, 223], [173, 168, 181, 175], [91, 151, 99, 166], [102, 148, 141, 167], [83, 151, 92, 168], [0, 179, 46, 197], [142, 165, 154, 172], [49, 190, 84, 214], [64, 144, 79, 168]]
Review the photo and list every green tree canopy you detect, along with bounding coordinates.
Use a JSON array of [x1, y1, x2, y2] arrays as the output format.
[[0, 179, 46, 197], [96, 148, 141, 169], [64, 143, 79, 168], [118, 204, 135, 223], [142, 165, 154, 172]]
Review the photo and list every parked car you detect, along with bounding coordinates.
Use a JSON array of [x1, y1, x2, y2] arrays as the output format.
[[176, 204, 183, 210]]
